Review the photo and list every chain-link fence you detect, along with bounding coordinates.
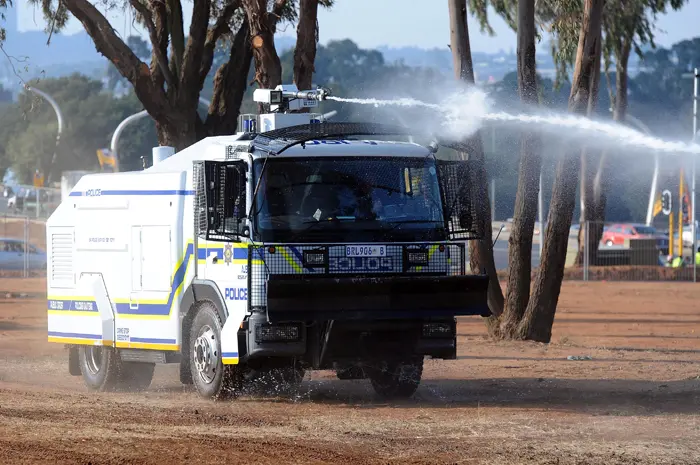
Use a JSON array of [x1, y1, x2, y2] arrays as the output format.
[[1, 184, 61, 220], [581, 220, 697, 282], [0, 214, 47, 278]]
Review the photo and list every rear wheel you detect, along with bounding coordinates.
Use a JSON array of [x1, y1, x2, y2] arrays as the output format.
[[78, 345, 121, 391], [118, 362, 155, 391], [189, 301, 242, 400], [368, 357, 423, 399]]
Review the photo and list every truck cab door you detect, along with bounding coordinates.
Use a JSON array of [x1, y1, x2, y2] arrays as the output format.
[[194, 160, 250, 313]]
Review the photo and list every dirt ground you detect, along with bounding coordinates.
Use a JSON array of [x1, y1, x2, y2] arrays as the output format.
[[1, 279, 699, 464]]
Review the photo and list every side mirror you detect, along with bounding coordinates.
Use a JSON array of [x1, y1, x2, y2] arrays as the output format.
[[458, 212, 473, 229]]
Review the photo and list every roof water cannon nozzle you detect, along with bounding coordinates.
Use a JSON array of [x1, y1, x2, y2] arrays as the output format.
[[282, 86, 331, 102]]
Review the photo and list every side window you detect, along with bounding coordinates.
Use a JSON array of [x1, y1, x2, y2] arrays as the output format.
[[7, 242, 23, 252], [194, 160, 248, 241]]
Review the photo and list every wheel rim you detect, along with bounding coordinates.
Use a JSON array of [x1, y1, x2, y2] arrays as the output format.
[[85, 346, 103, 375], [193, 325, 218, 384]]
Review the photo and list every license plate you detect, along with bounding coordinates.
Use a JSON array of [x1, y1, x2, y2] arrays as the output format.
[[345, 245, 386, 257]]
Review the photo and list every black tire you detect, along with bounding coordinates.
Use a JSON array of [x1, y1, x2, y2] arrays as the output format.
[[78, 345, 122, 391], [335, 364, 366, 380], [189, 301, 241, 400], [368, 357, 424, 399], [117, 362, 155, 391], [179, 358, 193, 385]]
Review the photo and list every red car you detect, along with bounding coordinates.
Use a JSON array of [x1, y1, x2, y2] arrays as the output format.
[[601, 223, 668, 249]]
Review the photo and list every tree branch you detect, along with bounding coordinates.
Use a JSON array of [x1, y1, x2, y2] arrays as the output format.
[[129, 0, 175, 89], [205, 18, 252, 135], [169, 0, 185, 78], [149, 0, 169, 91], [269, 0, 289, 32], [62, 0, 170, 119], [198, 0, 242, 88], [180, 0, 211, 101]]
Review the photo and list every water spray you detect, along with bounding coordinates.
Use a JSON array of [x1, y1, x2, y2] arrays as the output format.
[[329, 91, 700, 156]]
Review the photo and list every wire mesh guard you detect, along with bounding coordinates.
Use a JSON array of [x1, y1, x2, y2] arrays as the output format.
[[436, 160, 483, 240], [247, 243, 466, 310], [193, 160, 247, 241]]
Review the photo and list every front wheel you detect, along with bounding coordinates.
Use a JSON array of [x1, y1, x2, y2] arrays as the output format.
[[368, 357, 424, 399], [189, 301, 241, 400]]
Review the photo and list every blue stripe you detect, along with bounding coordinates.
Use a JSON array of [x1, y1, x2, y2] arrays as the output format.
[[69, 189, 195, 197], [197, 246, 248, 261], [49, 331, 102, 339], [129, 337, 177, 344], [48, 300, 98, 312], [222, 352, 239, 358]]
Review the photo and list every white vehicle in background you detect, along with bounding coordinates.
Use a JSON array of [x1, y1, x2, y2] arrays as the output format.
[[45, 84, 490, 400]]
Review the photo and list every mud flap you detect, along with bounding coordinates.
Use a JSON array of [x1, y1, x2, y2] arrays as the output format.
[[68, 346, 81, 376], [220, 317, 242, 365], [47, 273, 116, 347], [266, 274, 490, 322]]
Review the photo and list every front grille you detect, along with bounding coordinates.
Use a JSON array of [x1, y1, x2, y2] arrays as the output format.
[[248, 243, 466, 311]]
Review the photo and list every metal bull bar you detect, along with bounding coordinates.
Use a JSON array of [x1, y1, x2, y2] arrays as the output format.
[[247, 243, 491, 321]]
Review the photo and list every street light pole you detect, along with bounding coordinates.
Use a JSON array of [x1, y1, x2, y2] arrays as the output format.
[[691, 68, 698, 282], [110, 97, 212, 169], [24, 86, 64, 186]]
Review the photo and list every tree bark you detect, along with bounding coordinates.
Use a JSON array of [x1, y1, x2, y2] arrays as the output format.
[[293, 0, 319, 96], [206, 20, 254, 136], [500, 0, 540, 338], [516, 0, 604, 343], [243, 0, 283, 89], [447, 0, 504, 321]]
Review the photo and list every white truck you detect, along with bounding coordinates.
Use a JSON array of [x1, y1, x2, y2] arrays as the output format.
[[46, 85, 490, 399]]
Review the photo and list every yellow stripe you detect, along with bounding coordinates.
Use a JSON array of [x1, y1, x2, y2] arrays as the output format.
[[222, 357, 240, 365], [48, 336, 104, 345], [47, 295, 95, 301], [115, 341, 179, 351], [278, 247, 303, 273]]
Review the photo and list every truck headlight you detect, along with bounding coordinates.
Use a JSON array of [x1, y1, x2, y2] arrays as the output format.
[[303, 249, 327, 267], [255, 323, 302, 343], [406, 250, 429, 266], [422, 322, 454, 338]]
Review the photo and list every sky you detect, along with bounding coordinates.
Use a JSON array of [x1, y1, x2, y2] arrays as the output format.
[[14, 0, 700, 54]]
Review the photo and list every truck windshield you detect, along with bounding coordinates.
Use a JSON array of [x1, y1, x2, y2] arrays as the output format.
[[252, 156, 446, 242]]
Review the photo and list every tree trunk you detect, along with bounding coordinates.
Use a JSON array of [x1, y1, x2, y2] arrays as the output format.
[[293, 0, 319, 96], [500, 0, 540, 338], [575, 25, 602, 267], [206, 20, 253, 136], [447, 0, 504, 321], [590, 40, 631, 249], [516, 0, 604, 343], [243, 0, 282, 89]]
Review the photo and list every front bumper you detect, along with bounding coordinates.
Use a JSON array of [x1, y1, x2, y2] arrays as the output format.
[[265, 274, 490, 322]]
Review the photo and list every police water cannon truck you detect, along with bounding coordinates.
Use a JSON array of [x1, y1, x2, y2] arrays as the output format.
[[46, 84, 490, 399]]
